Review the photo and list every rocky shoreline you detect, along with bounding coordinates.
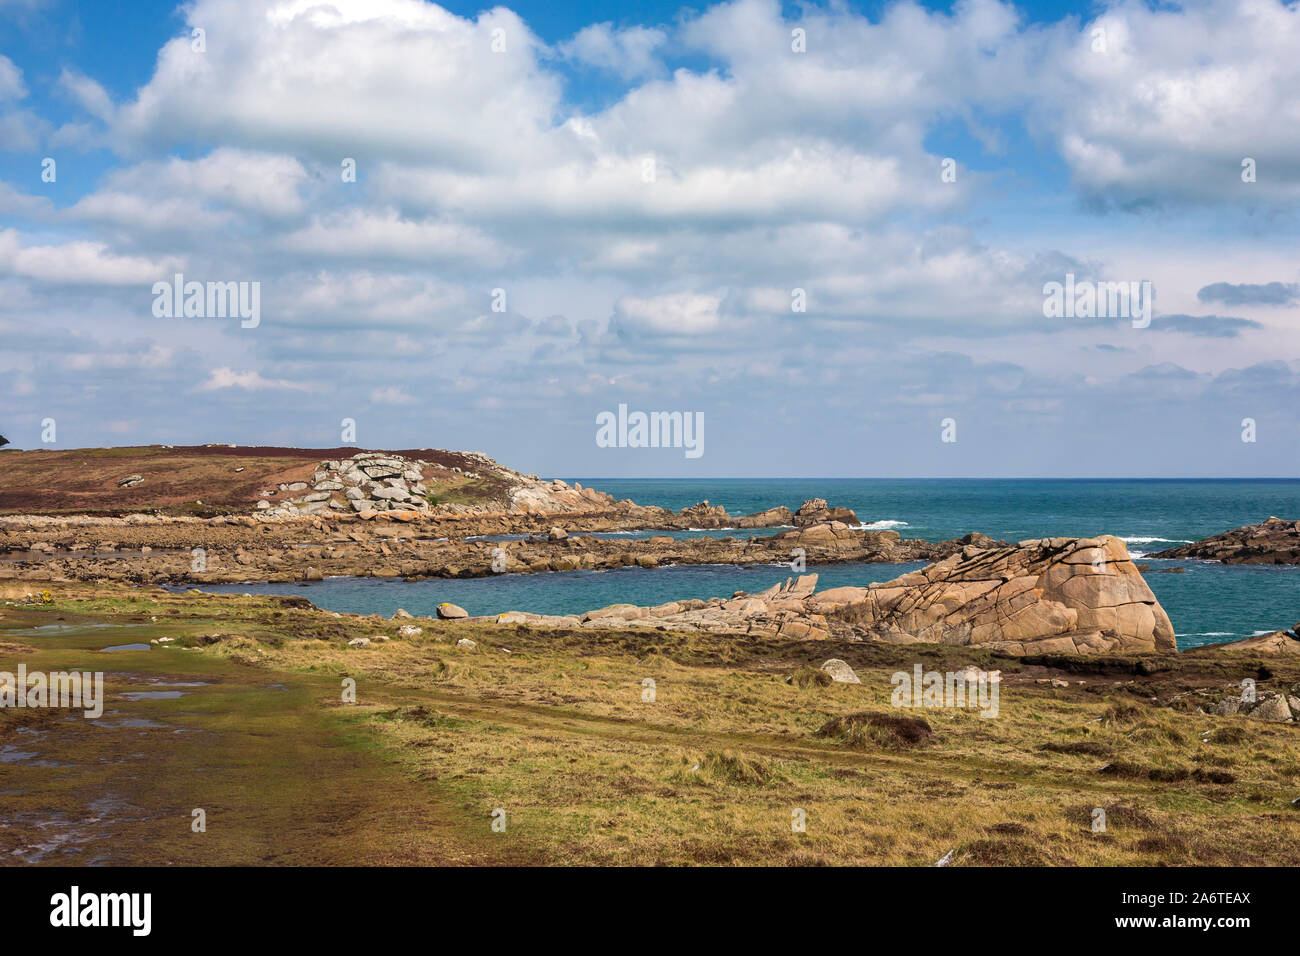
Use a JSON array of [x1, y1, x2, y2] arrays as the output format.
[[0, 450, 1011, 584], [1, 446, 1294, 660], [0, 506, 1001, 585]]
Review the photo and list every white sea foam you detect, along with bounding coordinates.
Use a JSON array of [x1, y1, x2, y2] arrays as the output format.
[[1119, 536, 1192, 544], [850, 520, 909, 530]]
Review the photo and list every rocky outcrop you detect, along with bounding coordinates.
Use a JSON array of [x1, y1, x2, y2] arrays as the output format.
[[1154, 517, 1300, 564], [506, 476, 616, 514], [261, 453, 436, 518], [526, 536, 1176, 655], [1192, 626, 1300, 656], [0, 509, 984, 585], [835, 536, 1176, 654], [793, 498, 859, 527]]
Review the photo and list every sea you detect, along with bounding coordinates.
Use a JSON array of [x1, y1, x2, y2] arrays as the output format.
[[192, 479, 1300, 650]]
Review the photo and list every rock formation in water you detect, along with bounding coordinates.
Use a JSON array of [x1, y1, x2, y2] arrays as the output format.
[[1153, 516, 1300, 564], [1192, 625, 1300, 656]]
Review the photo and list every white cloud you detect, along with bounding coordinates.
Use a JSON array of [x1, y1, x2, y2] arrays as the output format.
[[370, 385, 416, 404], [1036, 0, 1300, 202], [115, 0, 560, 168], [614, 292, 722, 335], [0, 228, 182, 284], [0, 55, 26, 100], [197, 367, 312, 391], [562, 23, 668, 80], [279, 209, 501, 262]]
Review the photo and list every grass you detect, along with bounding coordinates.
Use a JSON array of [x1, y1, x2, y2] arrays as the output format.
[[2, 582, 1299, 865]]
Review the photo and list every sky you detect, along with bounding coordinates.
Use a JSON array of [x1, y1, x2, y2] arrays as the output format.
[[0, 0, 1298, 477]]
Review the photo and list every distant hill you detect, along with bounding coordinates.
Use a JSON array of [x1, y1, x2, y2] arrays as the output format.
[[0, 444, 527, 517]]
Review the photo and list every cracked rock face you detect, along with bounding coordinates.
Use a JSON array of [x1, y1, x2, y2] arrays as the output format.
[[839, 535, 1177, 654], [548, 536, 1177, 655]]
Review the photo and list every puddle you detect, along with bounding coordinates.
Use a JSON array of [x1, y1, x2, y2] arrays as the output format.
[[5, 795, 133, 864], [5, 622, 130, 636], [120, 690, 186, 700], [144, 680, 210, 687], [100, 643, 151, 652], [94, 717, 167, 729], [0, 746, 38, 763]]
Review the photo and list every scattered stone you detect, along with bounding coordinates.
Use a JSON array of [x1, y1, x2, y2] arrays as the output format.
[[456, 638, 477, 650], [437, 602, 468, 620], [821, 659, 861, 684], [1246, 695, 1293, 722]]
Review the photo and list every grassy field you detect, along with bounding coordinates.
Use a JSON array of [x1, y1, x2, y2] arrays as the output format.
[[2, 584, 1298, 866]]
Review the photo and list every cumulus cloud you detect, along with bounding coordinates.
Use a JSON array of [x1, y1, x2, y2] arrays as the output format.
[[0, 228, 181, 284], [561, 22, 668, 80], [1, 0, 1297, 474]]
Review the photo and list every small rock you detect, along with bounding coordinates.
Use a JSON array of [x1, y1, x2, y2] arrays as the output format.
[[347, 637, 371, 647], [456, 638, 477, 650], [117, 474, 144, 488], [1216, 697, 1242, 716], [393, 609, 414, 619], [437, 602, 469, 620], [820, 659, 860, 684], [398, 625, 423, 638], [1246, 694, 1293, 722]]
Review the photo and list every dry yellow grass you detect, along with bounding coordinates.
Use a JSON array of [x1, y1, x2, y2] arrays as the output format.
[[5, 584, 1299, 866]]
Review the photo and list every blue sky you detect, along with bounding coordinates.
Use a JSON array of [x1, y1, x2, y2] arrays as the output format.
[[1, 0, 1298, 477]]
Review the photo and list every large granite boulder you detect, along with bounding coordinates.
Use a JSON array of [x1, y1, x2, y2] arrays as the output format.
[[517, 536, 1175, 656], [677, 501, 731, 527], [836, 535, 1176, 654]]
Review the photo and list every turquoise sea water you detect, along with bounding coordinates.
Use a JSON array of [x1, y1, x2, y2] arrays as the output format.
[[193, 479, 1300, 650]]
